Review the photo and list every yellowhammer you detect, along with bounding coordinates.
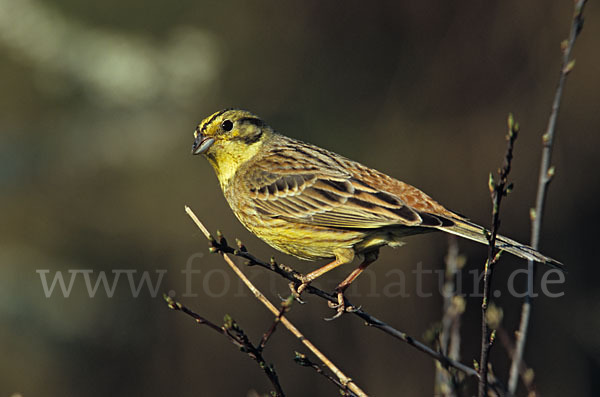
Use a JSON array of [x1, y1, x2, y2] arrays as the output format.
[[192, 109, 561, 317]]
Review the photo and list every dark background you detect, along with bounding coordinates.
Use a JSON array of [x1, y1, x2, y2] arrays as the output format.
[[1, 1, 598, 396]]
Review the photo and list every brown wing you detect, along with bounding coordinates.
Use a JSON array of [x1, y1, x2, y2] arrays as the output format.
[[241, 136, 458, 229]]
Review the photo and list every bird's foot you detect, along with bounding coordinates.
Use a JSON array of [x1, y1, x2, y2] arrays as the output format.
[[325, 290, 360, 321], [288, 276, 311, 304]]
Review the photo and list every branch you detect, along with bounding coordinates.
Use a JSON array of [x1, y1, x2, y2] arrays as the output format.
[[258, 296, 292, 352], [185, 206, 369, 397], [479, 114, 519, 397], [497, 326, 537, 396], [294, 352, 359, 397], [435, 236, 466, 397], [185, 207, 493, 386], [508, 1, 587, 393], [164, 295, 286, 396]]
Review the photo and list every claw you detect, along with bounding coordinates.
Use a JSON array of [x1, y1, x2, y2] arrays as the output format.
[[288, 282, 307, 304], [327, 300, 339, 309], [295, 278, 310, 295], [324, 309, 345, 321], [324, 291, 359, 320]]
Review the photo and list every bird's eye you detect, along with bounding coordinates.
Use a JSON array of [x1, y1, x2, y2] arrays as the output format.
[[221, 119, 233, 132]]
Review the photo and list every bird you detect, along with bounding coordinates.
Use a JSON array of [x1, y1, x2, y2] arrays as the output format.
[[192, 109, 562, 318]]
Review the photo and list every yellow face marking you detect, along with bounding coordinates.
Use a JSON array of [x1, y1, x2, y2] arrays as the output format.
[[209, 138, 264, 189], [195, 109, 270, 188]]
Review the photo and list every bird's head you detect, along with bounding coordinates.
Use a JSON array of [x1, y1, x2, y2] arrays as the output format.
[[192, 109, 272, 187]]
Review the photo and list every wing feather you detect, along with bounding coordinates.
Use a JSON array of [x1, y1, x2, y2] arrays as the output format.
[[236, 137, 459, 230]]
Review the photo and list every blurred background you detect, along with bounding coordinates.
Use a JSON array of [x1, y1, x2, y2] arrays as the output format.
[[1, 0, 598, 396]]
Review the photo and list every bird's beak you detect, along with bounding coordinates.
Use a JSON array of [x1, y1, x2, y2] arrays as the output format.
[[192, 132, 215, 155]]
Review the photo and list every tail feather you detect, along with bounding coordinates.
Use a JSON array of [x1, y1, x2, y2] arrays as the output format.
[[438, 218, 564, 271]]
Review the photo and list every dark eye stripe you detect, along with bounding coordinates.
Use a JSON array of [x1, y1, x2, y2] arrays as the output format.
[[241, 131, 263, 145], [200, 108, 231, 133], [238, 117, 264, 127]]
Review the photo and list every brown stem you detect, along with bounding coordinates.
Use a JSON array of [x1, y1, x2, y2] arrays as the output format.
[[435, 236, 465, 397], [185, 206, 369, 397], [186, 207, 500, 389], [294, 352, 360, 397], [478, 115, 519, 397], [507, 1, 587, 394], [164, 295, 286, 397], [259, 297, 291, 352]]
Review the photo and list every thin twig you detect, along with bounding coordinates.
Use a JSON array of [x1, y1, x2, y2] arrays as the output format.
[[294, 352, 359, 397], [508, 1, 587, 394], [497, 327, 537, 396], [435, 236, 466, 397], [441, 237, 462, 357], [479, 114, 519, 397], [188, 208, 510, 395], [185, 206, 369, 397], [164, 295, 286, 397], [259, 296, 292, 352], [185, 208, 499, 388]]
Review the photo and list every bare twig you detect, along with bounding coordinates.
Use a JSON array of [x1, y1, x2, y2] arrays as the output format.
[[259, 295, 292, 352], [435, 236, 466, 397], [184, 208, 504, 392], [185, 206, 369, 397], [508, 1, 587, 394], [294, 352, 359, 397], [497, 326, 537, 396], [479, 114, 519, 397], [164, 295, 286, 397], [441, 237, 463, 359]]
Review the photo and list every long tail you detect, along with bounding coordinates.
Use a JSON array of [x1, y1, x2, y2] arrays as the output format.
[[438, 218, 564, 270]]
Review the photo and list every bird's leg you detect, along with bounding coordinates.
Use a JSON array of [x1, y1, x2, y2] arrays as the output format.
[[289, 248, 355, 300], [326, 249, 379, 320]]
